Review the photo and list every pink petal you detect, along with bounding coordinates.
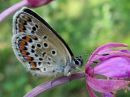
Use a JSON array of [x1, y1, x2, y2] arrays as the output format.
[[98, 50, 130, 62], [89, 43, 127, 61], [86, 84, 98, 97], [27, 0, 53, 7], [103, 93, 115, 97], [87, 76, 130, 93], [94, 57, 130, 79], [86, 43, 127, 69], [87, 84, 115, 97]]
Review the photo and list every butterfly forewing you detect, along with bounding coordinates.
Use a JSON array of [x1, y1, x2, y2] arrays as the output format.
[[12, 8, 74, 76]]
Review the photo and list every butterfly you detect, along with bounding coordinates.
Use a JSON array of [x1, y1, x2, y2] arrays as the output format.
[[12, 7, 83, 77]]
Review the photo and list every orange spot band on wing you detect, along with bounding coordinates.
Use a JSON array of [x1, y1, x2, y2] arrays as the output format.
[[25, 36, 31, 42], [18, 24, 25, 32], [31, 62, 37, 68], [19, 41, 27, 50], [21, 51, 27, 56]]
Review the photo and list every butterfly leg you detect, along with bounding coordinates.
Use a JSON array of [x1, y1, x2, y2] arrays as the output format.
[[50, 72, 59, 86], [64, 65, 71, 76]]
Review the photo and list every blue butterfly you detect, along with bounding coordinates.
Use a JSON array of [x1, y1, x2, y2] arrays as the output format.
[[12, 8, 83, 77]]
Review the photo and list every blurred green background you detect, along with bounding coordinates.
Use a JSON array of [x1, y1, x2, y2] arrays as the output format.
[[0, 0, 130, 97]]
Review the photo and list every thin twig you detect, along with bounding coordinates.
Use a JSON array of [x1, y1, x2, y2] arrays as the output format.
[[0, 0, 28, 22], [24, 72, 85, 97]]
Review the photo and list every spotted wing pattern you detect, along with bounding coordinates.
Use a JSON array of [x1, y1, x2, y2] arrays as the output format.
[[12, 8, 74, 76]]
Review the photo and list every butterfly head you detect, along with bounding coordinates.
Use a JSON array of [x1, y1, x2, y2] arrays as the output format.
[[73, 56, 83, 67]]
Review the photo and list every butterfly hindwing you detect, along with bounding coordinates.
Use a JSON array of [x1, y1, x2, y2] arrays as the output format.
[[12, 8, 75, 76]]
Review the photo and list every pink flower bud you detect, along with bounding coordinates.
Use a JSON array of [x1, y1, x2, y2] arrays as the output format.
[[26, 0, 53, 7]]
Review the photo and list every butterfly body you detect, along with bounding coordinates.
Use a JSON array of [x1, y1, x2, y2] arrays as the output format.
[[12, 8, 83, 76]]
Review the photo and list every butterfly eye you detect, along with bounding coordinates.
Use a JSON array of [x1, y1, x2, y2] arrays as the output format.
[[73, 56, 83, 67], [74, 60, 80, 65]]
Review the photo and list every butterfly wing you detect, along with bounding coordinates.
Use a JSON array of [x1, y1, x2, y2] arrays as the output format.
[[12, 8, 74, 76]]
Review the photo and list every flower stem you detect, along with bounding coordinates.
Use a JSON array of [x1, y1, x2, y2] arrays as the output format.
[[24, 72, 85, 97], [0, 0, 28, 22]]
